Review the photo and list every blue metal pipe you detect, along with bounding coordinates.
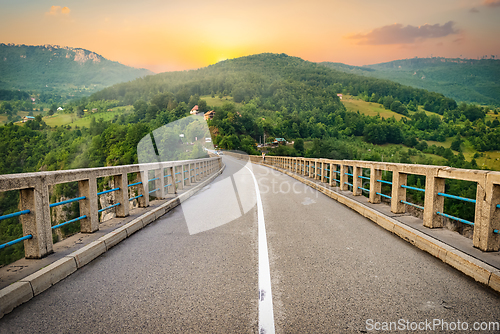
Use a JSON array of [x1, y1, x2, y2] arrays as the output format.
[[377, 179, 392, 185], [52, 215, 87, 230], [345, 182, 353, 187], [175, 172, 181, 175], [50, 196, 86, 208], [325, 176, 330, 179], [164, 183, 172, 187], [358, 175, 370, 180], [129, 194, 143, 201], [401, 185, 425, 192], [376, 192, 392, 199], [401, 200, 424, 210], [437, 192, 476, 204], [333, 170, 341, 174], [0, 209, 31, 221], [128, 181, 142, 187], [436, 211, 474, 226], [148, 188, 160, 194], [97, 188, 120, 196], [0, 234, 33, 250], [358, 186, 370, 192], [345, 173, 354, 176], [164, 174, 172, 178], [148, 177, 160, 182], [98, 203, 121, 213]]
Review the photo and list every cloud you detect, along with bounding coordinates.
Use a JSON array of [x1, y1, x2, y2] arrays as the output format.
[[347, 21, 459, 45], [483, 0, 500, 7], [469, 7, 479, 13], [46, 6, 71, 16]]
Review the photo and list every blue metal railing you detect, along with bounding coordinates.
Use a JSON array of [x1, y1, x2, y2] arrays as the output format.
[[0, 234, 33, 250], [345, 173, 354, 177], [377, 179, 392, 185], [97, 188, 120, 196], [358, 175, 370, 181], [401, 200, 424, 210], [377, 192, 392, 199], [174, 172, 181, 175], [149, 188, 160, 194], [401, 185, 425, 192], [358, 186, 370, 193], [98, 203, 121, 213], [148, 177, 160, 182], [437, 211, 474, 226], [128, 181, 142, 187], [333, 170, 341, 174], [438, 192, 476, 204], [52, 215, 87, 230], [345, 182, 353, 187], [0, 209, 31, 221], [164, 183, 172, 188], [129, 194, 143, 201], [164, 174, 172, 178], [50, 196, 86, 208]]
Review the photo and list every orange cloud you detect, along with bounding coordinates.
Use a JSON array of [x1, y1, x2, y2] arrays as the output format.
[[483, 0, 500, 7], [46, 6, 71, 16], [346, 22, 459, 45]]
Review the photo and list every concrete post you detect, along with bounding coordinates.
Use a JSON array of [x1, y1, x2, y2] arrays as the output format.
[[321, 161, 326, 183], [166, 166, 176, 194], [114, 173, 129, 218], [422, 174, 445, 228], [179, 165, 185, 190], [78, 176, 99, 233], [19, 184, 53, 259], [154, 168, 165, 199], [309, 160, 314, 178], [340, 164, 349, 191], [329, 163, 334, 187], [391, 171, 407, 214], [352, 166, 362, 196], [369, 167, 382, 204], [473, 174, 500, 251], [135, 171, 149, 208], [190, 163, 195, 183]]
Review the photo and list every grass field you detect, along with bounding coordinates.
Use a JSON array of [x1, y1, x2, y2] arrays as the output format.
[[342, 95, 408, 121], [200, 95, 241, 108], [0, 110, 43, 125], [42, 106, 133, 128]]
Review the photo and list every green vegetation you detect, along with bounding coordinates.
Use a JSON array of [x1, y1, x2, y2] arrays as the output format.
[[0, 44, 153, 98], [321, 57, 500, 106]]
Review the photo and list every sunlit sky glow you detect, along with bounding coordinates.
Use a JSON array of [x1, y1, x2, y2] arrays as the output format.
[[1, 0, 499, 73]]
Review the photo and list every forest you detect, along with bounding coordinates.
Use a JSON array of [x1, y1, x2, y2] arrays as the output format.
[[0, 53, 499, 266]]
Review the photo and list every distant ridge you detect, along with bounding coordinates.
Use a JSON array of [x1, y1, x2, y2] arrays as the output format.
[[320, 57, 500, 106], [0, 44, 153, 97]]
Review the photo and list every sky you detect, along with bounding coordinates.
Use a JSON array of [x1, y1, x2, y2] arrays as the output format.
[[1, 0, 499, 73]]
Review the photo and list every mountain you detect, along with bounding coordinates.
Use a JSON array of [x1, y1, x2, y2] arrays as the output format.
[[0, 44, 153, 97], [320, 57, 500, 106]]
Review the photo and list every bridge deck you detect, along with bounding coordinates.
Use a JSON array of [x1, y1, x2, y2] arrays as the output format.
[[1, 156, 500, 332]]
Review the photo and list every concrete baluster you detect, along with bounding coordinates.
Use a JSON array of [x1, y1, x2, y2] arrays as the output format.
[[422, 172, 445, 228], [391, 171, 407, 214], [352, 165, 362, 196], [340, 165, 349, 191], [19, 182, 53, 259], [473, 174, 500, 251], [135, 170, 149, 207], [114, 173, 130, 217], [78, 176, 99, 232], [369, 167, 382, 204]]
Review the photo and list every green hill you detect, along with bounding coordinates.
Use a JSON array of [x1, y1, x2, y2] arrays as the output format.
[[320, 58, 500, 106], [0, 44, 153, 97]]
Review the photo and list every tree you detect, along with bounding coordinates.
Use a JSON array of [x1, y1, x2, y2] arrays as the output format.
[[294, 138, 305, 154]]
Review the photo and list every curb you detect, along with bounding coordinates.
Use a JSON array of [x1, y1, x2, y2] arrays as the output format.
[[250, 160, 500, 294], [0, 164, 225, 319]]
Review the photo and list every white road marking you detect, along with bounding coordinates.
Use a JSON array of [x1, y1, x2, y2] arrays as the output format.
[[226, 156, 275, 334]]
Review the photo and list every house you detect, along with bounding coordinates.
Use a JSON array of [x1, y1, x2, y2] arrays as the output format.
[[190, 105, 199, 115], [57, 107, 63, 111], [274, 138, 287, 145], [337, 94, 343, 100], [204, 110, 215, 121], [23, 116, 35, 123]]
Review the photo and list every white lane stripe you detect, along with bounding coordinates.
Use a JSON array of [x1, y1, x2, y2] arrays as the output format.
[[227, 157, 275, 333]]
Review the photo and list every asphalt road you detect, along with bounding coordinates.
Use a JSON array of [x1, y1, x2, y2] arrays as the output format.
[[2, 155, 500, 333]]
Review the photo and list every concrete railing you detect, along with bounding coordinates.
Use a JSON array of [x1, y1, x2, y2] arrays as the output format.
[[227, 152, 500, 252], [0, 157, 221, 259]]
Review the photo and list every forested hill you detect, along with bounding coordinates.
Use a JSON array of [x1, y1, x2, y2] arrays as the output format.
[[320, 58, 500, 106], [92, 53, 457, 115], [0, 44, 153, 96]]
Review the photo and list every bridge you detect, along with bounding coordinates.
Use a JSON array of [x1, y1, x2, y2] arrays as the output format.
[[1, 154, 500, 333]]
